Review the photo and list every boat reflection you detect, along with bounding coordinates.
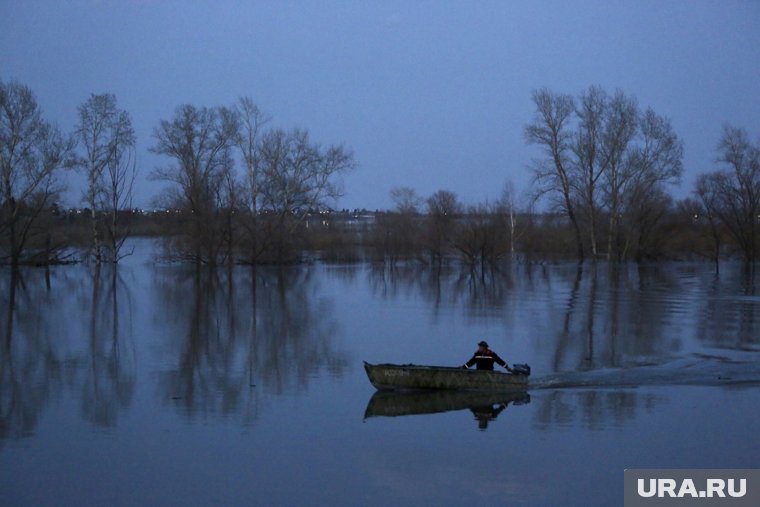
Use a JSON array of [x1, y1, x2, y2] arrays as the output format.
[[364, 390, 530, 430]]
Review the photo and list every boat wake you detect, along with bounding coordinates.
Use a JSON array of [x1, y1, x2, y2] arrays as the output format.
[[530, 353, 760, 390]]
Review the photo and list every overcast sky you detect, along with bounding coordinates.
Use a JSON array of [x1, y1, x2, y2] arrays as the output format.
[[2, 0, 759, 211]]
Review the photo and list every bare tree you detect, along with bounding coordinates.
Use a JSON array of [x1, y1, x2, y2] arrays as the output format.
[[453, 203, 507, 277], [0, 79, 74, 267], [425, 189, 462, 266], [620, 186, 673, 261], [375, 186, 424, 263], [524, 88, 584, 260], [426, 189, 460, 217], [694, 176, 724, 265], [614, 109, 683, 260], [257, 128, 354, 261], [103, 113, 137, 262], [391, 186, 423, 215], [150, 104, 239, 265], [75, 93, 136, 263], [695, 126, 760, 263], [573, 86, 610, 258], [498, 180, 523, 260], [233, 97, 270, 262], [720, 126, 760, 263], [235, 97, 270, 214], [259, 129, 353, 215], [526, 86, 682, 261], [600, 91, 639, 260]]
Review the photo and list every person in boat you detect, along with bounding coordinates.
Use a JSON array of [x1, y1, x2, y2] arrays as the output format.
[[462, 341, 513, 372]]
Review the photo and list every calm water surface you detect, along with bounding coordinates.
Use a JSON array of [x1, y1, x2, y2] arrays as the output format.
[[2, 240, 759, 506]]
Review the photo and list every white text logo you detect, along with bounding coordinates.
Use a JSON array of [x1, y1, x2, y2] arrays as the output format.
[[637, 478, 747, 499]]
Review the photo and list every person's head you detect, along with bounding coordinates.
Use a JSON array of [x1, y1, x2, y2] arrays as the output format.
[[478, 340, 489, 351]]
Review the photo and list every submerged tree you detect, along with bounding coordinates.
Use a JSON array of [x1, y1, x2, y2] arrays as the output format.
[[150, 104, 239, 265], [390, 186, 423, 215], [453, 203, 508, 276], [524, 88, 583, 260], [597, 91, 639, 259], [573, 86, 610, 258], [525, 86, 682, 261], [257, 128, 355, 261], [425, 189, 462, 267], [617, 109, 683, 260], [233, 96, 270, 261], [75, 93, 136, 263], [377, 186, 423, 263], [695, 174, 725, 264], [694, 126, 760, 263], [0, 79, 74, 267], [498, 180, 525, 260], [234, 97, 270, 215]]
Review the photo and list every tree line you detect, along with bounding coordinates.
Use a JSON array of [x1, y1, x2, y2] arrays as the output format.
[[1, 77, 758, 267], [523, 86, 758, 265], [1, 79, 355, 267]]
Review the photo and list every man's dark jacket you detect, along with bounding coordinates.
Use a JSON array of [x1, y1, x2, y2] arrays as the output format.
[[464, 349, 507, 370]]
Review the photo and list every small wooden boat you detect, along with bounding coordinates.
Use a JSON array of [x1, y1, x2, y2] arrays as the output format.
[[363, 362, 529, 391]]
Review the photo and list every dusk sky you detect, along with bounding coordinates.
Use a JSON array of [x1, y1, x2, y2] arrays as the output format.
[[2, 0, 759, 211]]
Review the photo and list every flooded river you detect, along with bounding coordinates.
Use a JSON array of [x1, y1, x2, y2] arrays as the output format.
[[2, 240, 759, 506]]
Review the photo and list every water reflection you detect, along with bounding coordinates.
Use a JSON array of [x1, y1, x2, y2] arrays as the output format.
[[1, 257, 757, 444], [152, 265, 348, 422], [80, 266, 136, 427], [697, 265, 760, 350], [367, 262, 517, 315], [0, 270, 46, 441], [1, 261, 350, 441], [533, 389, 665, 430], [363, 262, 760, 373], [0, 265, 136, 442], [364, 390, 530, 430]]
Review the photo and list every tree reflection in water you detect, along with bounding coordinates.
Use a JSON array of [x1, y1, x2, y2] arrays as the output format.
[[0, 265, 136, 442], [0, 270, 44, 442], [153, 265, 347, 422], [367, 262, 517, 315], [81, 265, 136, 428], [360, 261, 759, 429], [1, 259, 756, 442], [533, 389, 665, 430], [697, 265, 759, 350], [366, 261, 759, 374]]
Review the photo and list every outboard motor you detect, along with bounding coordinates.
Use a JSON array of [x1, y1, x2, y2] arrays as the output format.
[[512, 363, 531, 376]]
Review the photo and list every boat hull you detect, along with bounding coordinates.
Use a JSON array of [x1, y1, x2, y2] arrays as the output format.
[[363, 362, 529, 391]]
